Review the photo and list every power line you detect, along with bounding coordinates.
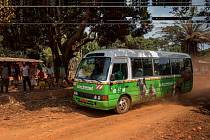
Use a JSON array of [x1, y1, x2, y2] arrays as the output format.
[[0, 1, 205, 4], [0, 22, 209, 25], [0, 5, 209, 8]]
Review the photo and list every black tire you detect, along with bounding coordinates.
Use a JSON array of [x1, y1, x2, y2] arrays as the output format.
[[115, 95, 131, 114]]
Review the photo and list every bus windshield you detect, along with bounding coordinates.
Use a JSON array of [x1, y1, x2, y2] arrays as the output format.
[[76, 57, 111, 81]]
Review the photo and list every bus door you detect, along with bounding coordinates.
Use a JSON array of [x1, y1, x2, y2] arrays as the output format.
[[110, 58, 129, 98]]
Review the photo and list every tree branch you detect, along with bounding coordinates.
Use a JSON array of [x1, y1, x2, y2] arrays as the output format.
[[63, 8, 91, 58], [74, 33, 96, 52]]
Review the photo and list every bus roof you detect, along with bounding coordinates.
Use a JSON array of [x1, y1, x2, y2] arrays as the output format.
[[85, 49, 191, 59]]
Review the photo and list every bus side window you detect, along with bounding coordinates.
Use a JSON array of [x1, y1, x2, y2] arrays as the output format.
[[112, 63, 128, 80], [153, 59, 159, 76], [142, 58, 153, 76], [154, 58, 171, 76], [171, 59, 182, 75], [131, 58, 143, 78]]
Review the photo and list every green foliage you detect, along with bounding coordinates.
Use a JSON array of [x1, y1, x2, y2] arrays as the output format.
[[162, 7, 210, 55], [1, 0, 153, 79], [109, 39, 126, 49], [0, 0, 15, 32], [40, 47, 52, 62], [2, 0, 152, 49], [0, 47, 26, 57], [81, 41, 100, 56], [107, 35, 181, 52]]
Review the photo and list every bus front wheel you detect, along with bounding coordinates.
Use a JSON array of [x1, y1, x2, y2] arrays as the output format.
[[115, 96, 131, 114]]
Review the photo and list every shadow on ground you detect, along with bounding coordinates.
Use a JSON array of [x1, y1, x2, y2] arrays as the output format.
[[0, 87, 114, 118], [1, 74, 210, 118]]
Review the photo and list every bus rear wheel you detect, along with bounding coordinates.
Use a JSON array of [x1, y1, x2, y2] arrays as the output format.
[[115, 96, 131, 114]]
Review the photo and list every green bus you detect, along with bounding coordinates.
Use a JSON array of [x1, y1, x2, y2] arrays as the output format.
[[73, 49, 193, 113]]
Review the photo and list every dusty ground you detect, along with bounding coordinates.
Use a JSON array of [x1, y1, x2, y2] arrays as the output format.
[[0, 68, 210, 139]]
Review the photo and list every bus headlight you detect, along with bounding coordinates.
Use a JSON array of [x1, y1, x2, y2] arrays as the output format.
[[94, 95, 108, 101], [97, 96, 101, 100]]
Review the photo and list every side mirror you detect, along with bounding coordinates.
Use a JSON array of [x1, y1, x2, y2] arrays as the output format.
[[110, 74, 115, 81]]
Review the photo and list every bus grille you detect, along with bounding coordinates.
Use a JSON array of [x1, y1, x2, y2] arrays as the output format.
[[77, 92, 95, 99]]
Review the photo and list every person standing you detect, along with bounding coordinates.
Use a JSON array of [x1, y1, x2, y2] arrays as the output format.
[[46, 63, 54, 77], [46, 63, 54, 89], [59, 64, 68, 88], [14, 64, 20, 88], [22, 63, 31, 93], [1, 63, 9, 93]]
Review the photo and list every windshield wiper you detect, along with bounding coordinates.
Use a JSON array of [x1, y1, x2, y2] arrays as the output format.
[[78, 77, 102, 83]]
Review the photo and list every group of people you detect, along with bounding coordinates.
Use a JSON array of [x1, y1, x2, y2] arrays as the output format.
[[0, 62, 55, 94]]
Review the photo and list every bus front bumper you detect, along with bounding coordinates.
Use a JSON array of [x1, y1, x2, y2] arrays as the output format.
[[73, 95, 116, 110]]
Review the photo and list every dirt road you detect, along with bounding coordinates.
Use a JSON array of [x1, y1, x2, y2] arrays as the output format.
[[0, 74, 210, 140], [0, 104, 196, 140], [0, 89, 209, 140]]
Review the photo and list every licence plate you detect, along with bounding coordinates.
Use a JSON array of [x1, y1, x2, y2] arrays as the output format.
[[80, 98, 88, 103]]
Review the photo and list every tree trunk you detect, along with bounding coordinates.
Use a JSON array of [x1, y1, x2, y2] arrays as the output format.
[[181, 41, 198, 56], [48, 25, 62, 82], [51, 45, 62, 83], [58, 8, 91, 79], [190, 42, 198, 56]]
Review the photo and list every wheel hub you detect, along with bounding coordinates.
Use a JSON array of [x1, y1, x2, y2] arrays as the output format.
[[119, 98, 128, 111]]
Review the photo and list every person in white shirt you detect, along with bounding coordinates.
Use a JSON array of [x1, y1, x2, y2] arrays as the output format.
[[22, 63, 31, 93]]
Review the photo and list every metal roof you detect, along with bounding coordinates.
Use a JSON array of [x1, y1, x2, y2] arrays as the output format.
[[85, 49, 191, 59], [0, 57, 43, 63]]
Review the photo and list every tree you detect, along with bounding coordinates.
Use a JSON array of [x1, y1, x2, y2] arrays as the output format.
[[0, 0, 15, 32], [105, 35, 178, 52], [162, 7, 210, 55], [2, 0, 152, 78], [61, 0, 152, 74]]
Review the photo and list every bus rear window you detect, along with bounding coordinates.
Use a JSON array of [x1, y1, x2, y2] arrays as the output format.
[[183, 58, 193, 73]]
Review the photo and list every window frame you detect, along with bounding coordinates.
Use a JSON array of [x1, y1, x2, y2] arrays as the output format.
[[110, 62, 129, 81], [131, 58, 143, 78], [170, 58, 184, 75], [183, 58, 193, 73], [131, 57, 154, 78], [153, 57, 172, 76], [130, 56, 192, 79]]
